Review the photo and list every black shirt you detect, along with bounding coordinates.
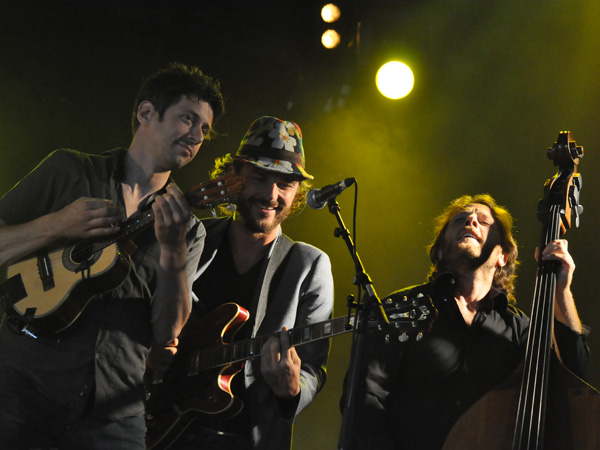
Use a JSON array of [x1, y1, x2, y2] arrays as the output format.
[[344, 272, 590, 449], [188, 232, 265, 437], [191, 233, 263, 330]]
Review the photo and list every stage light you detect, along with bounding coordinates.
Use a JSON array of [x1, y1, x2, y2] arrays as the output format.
[[318, 2, 356, 51], [321, 3, 341, 23], [376, 61, 414, 99], [321, 29, 341, 49]]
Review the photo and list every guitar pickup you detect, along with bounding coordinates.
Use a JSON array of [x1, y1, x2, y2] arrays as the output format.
[[37, 251, 55, 291]]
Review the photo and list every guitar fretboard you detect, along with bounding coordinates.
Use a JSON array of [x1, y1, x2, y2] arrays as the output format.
[[187, 316, 355, 375], [82, 174, 244, 257]]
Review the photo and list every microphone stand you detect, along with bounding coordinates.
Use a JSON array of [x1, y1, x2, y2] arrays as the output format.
[[326, 197, 390, 450]]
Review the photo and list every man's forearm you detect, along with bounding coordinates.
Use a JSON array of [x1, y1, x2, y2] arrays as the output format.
[[151, 245, 191, 344], [555, 288, 583, 334], [0, 215, 63, 267]]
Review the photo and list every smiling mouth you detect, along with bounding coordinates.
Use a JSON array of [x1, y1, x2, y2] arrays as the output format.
[[177, 141, 194, 156], [254, 202, 279, 214]]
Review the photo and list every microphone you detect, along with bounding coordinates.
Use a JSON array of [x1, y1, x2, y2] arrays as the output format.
[[307, 178, 355, 209]]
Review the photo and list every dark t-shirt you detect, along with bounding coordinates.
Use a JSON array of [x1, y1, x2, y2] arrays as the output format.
[[191, 234, 263, 327], [188, 233, 264, 436], [0, 148, 204, 419]]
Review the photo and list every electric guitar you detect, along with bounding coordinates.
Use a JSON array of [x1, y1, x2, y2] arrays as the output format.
[[144, 295, 435, 450], [0, 173, 244, 333]]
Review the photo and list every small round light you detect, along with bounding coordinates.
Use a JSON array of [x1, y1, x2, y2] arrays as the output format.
[[321, 29, 341, 49], [321, 4, 341, 23]]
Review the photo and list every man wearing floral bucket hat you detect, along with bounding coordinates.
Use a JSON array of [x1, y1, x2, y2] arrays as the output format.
[[147, 116, 334, 450]]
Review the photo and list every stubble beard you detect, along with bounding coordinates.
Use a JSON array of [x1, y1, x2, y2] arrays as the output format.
[[236, 195, 291, 234]]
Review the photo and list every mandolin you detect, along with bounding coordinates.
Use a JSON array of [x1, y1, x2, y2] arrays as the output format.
[[0, 172, 244, 334]]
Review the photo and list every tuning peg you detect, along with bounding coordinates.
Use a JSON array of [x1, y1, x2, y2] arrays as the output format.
[[572, 204, 584, 228]]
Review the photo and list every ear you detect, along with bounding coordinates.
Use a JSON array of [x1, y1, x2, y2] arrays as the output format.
[[497, 251, 507, 268], [137, 101, 156, 127]]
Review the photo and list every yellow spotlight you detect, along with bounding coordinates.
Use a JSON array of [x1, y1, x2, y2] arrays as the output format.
[[321, 3, 341, 23], [321, 29, 341, 49], [376, 61, 414, 99]]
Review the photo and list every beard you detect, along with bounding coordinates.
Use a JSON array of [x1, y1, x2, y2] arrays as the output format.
[[235, 194, 292, 234], [438, 238, 498, 274]]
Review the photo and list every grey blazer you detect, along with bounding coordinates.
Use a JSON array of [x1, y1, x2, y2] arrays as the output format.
[[192, 217, 334, 449]]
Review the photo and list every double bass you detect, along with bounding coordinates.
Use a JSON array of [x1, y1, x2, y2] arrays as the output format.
[[444, 132, 600, 449]]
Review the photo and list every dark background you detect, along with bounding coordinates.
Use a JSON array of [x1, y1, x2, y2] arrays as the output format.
[[1, 1, 599, 448]]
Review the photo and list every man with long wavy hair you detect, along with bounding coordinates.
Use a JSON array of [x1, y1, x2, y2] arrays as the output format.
[[342, 194, 589, 450]]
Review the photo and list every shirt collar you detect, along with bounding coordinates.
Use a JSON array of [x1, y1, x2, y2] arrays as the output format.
[[101, 148, 175, 213], [430, 271, 509, 313]]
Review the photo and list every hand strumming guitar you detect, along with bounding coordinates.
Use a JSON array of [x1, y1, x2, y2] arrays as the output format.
[[0, 196, 123, 268], [53, 197, 124, 240]]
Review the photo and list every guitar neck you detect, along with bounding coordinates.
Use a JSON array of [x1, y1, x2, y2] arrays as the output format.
[[188, 315, 355, 375], [94, 209, 156, 253], [90, 174, 244, 255]]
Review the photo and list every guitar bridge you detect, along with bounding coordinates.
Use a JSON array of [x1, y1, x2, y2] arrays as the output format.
[[36, 251, 55, 291]]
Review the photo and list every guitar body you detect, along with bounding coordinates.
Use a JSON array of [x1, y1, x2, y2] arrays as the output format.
[[145, 303, 250, 450], [443, 355, 600, 450], [145, 295, 434, 450], [7, 241, 131, 332]]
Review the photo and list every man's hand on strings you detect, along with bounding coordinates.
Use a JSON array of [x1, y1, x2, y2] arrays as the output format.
[[536, 239, 582, 333], [153, 184, 191, 253], [536, 238, 575, 292], [55, 197, 123, 240], [261, 327, 301, 399], [146, 338, 179, 375]]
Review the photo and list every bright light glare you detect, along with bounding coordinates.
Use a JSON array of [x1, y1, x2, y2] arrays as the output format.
[[321, 4, 341, 23], [376, 61, 415, 99], [321, 29, 341, 49]]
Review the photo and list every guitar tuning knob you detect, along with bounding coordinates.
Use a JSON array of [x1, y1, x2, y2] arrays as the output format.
[[573, 204, 584, 228]]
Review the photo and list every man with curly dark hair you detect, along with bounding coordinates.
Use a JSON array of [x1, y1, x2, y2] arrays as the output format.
[[342, 194, 589, 450], [0, 62, 224, 449]]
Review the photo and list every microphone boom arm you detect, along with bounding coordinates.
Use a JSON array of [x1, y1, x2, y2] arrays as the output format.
[[328, 196, 389, 450], [326, 198, 389, 326]]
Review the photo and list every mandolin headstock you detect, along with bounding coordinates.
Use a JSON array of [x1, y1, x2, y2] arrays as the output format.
[[185, 172, 245, 210]]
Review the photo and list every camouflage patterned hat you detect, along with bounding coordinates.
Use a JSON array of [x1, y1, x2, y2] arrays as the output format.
[[235, 116, 313, 180]]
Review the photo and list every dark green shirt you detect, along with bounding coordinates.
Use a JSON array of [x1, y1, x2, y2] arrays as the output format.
[[0, 148, 205, 419]]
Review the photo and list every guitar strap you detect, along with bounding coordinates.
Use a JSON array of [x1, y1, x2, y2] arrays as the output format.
[[250, 233, 295, 336]]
